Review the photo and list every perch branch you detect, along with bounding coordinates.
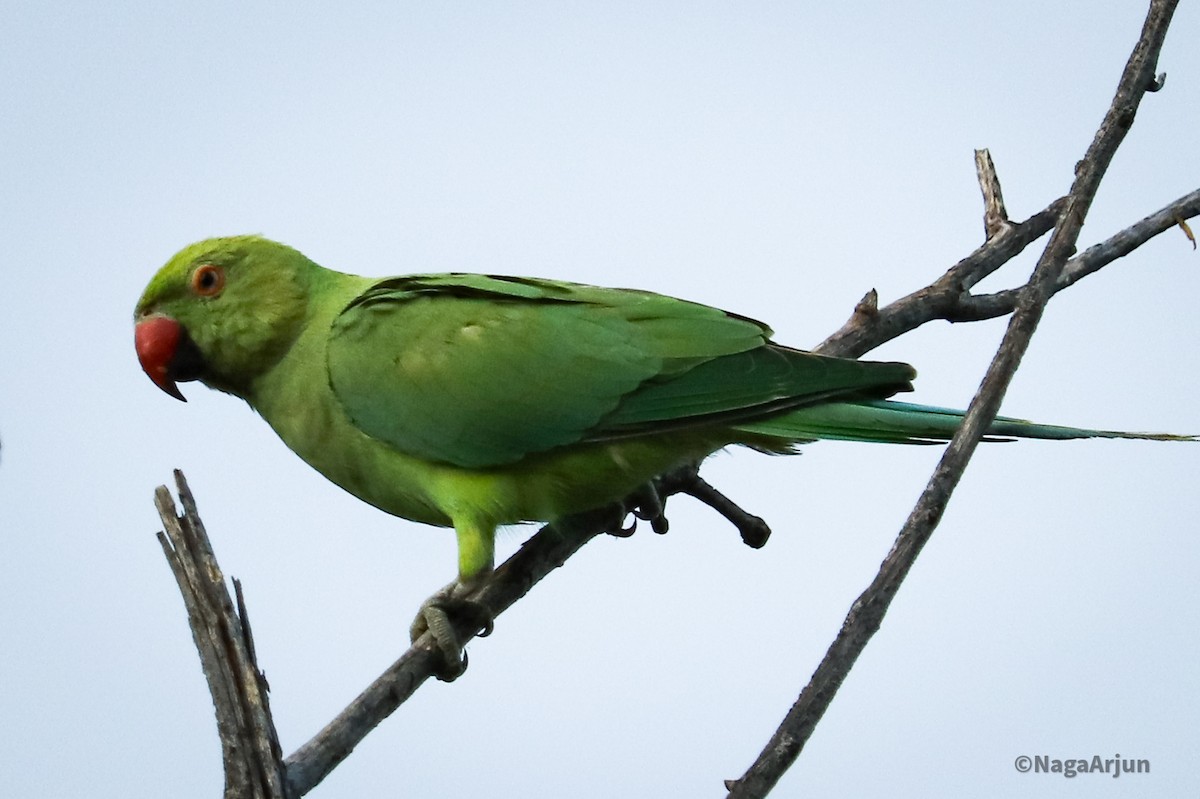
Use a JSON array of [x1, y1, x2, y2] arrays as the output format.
[[282, 457, 772, 793], [281, 505, 609, 795]]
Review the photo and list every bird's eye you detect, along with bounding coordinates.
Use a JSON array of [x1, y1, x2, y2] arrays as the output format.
[[190, 264, 226, 297]]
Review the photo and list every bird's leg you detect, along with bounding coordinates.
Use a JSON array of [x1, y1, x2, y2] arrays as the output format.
[[605, 466, 771, 548], [654, 463, 773, 548], [410, 520, 497, 681]]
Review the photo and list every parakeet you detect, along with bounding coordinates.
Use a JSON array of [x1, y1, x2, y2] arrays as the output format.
[[134, 235, 1187, 674]]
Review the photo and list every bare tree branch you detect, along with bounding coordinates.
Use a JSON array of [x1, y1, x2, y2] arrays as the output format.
[[282, 504, 609, 795], [814, 197, 1066, 359], [724, 1, 1180, 795], [952, 187, 1200, 321], [155, 471, 289, 799]]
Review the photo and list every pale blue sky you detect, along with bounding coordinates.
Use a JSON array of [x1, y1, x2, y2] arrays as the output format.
[[2, 2, 1198, 797]]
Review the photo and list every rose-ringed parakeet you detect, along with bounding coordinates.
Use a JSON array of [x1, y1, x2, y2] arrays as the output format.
[[134, 235, 1187, 675]]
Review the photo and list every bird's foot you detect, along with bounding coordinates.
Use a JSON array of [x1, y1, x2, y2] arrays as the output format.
[[652, 463, 773, 548], [604, 482, 670, 538], [410, 581, 494, 682]]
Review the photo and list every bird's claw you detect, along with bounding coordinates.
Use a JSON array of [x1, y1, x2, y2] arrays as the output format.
[[432, 596, 494, 637], [632, 484, 669, 534], [604, 482, 670, 538], [608, 516, 638, 538], [416, 601, 467, 681], [411, 585, 495, 681]]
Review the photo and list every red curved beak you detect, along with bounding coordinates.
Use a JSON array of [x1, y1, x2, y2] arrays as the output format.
[[135, 314, 188, 401]]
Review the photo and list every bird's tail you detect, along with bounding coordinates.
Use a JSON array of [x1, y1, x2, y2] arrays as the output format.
[[733, 399, 1194, 446]]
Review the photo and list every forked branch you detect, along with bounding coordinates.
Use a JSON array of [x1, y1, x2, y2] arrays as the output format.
[[726, 1, 1182, 795]]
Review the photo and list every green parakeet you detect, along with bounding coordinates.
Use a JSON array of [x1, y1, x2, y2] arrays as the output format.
[[134, 235, 1186, 673]]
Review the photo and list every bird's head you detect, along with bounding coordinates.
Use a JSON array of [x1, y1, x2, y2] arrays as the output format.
[[134, 235, 312, 401]]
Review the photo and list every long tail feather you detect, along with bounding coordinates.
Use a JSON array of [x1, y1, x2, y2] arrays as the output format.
[[734, 399, 1194, 445]]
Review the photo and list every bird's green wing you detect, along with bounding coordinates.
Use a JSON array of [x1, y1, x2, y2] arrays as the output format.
[[327, 274, 916, 467], [327, 275, 765, 467]]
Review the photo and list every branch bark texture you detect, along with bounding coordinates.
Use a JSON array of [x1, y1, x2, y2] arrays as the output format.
[[156, 471, 289, 799]]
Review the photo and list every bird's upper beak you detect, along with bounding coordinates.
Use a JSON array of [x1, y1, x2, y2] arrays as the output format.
[[135, 314, 195, 401]]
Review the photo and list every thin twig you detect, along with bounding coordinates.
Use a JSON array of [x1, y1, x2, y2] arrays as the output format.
[[975, 148, 1011, 239], [951, 187, 1200, 321]]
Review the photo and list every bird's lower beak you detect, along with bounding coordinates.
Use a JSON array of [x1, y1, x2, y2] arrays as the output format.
[[135, 314, 189, 401]]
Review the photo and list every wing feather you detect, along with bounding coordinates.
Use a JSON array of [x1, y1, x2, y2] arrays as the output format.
[[327, 275, 770, 467]]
